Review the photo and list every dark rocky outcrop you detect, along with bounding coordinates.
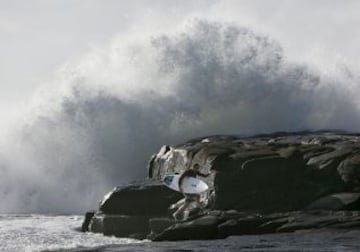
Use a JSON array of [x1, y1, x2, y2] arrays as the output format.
[[84, 131, 360, 240], [88, 181, 182, 238], [99, 181, 182, 216], [89, 213, 150, 239], [150, 210, 360, 241], [149, 131, 360, 213]]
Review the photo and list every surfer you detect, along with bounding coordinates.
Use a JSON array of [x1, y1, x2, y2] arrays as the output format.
[[173, 163, 211, 220]]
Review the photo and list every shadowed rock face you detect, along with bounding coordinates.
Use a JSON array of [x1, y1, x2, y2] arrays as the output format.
[[148, 131, 360, 212], [99, 181, 182, 216], [87, 181, 182, 239]]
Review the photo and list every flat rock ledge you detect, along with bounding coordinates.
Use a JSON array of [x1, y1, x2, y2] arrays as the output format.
[[151, 210, 360, 241], [83, 131, 360, 240]]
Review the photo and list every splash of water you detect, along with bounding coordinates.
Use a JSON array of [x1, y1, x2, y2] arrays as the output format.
[[0, 20, 359, 213]]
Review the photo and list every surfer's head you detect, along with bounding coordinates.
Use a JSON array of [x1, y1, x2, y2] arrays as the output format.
[[192, 163, 200, 170]]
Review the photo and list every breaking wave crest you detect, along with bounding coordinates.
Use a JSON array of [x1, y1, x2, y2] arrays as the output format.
[[0, 20, 359, 213]]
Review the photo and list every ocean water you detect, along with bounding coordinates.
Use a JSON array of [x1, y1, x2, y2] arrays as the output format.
[[1, 215, 359, 252], [0, 214, 143, 252]]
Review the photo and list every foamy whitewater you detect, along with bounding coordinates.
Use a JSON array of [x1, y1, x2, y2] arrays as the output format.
[[0, 214, 143, 252]]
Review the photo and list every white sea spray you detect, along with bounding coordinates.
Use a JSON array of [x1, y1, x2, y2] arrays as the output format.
[[0, 20, 359, 213]]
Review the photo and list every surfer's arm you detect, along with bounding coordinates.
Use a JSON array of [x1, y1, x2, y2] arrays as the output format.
[[196, 171, 211, 177], [178, 174, 185, 192]]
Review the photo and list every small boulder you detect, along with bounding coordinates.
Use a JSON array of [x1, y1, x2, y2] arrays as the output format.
[[99, 181, 182, 216]]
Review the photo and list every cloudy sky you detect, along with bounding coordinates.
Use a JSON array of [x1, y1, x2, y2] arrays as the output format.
[[1, 0, 360, 131]]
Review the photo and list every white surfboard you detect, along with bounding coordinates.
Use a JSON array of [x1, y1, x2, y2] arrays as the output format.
[[162, 174, 209, 194]]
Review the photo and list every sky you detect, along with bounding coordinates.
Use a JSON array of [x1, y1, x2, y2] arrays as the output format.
[[1, 0, 360, 130]]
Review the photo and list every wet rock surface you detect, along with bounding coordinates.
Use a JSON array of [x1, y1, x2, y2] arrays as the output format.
[[85, 131, 360, 240], [151, 210, 360, 241]]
